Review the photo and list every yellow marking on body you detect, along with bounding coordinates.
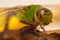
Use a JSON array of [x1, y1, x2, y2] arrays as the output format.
[[8, 16, 28, 30]]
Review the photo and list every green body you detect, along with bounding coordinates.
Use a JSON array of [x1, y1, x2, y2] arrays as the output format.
[[17, 5, 42, 23]]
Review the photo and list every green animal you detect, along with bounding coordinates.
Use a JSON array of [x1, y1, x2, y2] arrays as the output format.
[[0, 5, 53, 40], [0, 5, 52, 32]]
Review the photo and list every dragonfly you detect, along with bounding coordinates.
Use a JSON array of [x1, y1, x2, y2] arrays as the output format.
[[0, 5, 53, 40]]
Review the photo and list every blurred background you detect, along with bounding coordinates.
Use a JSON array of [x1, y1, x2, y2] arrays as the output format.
[[0, 0, 60, 32]]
